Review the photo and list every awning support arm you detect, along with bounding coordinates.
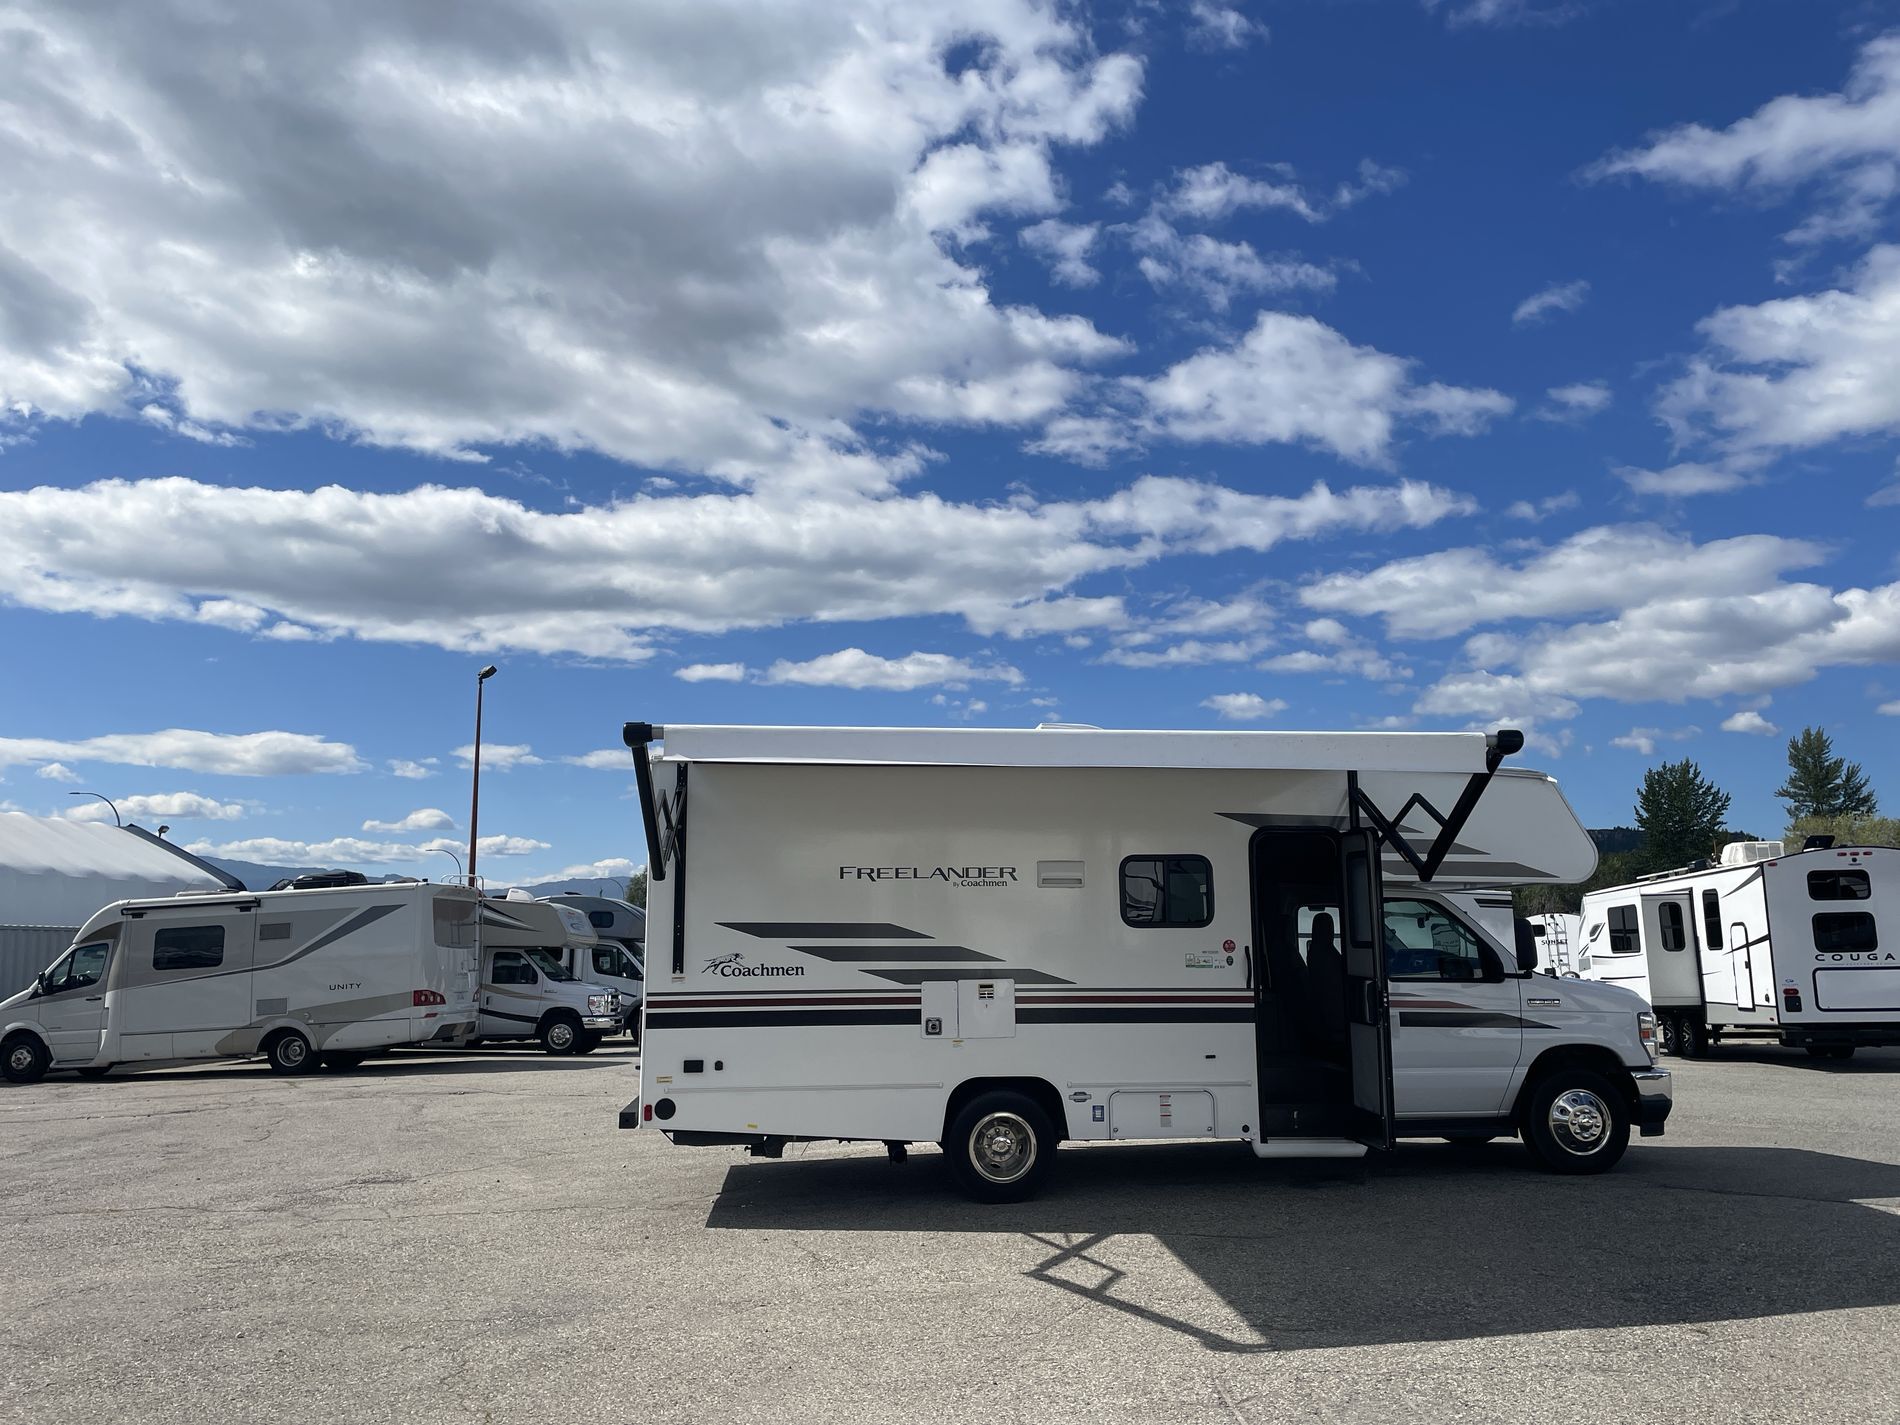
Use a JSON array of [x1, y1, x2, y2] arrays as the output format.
[[1347, 729, 1524, 883], [623, 721, 671, 882]]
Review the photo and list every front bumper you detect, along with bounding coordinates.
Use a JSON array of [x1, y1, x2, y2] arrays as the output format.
[[1632, 1067, 1672, 1137], [583, 1014, 620, 1030]]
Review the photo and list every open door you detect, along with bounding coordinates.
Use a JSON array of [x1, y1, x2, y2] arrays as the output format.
[[1340, 829, 1395, 1150]]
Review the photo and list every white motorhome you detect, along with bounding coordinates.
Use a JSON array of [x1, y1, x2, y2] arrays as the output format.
[[1527, 913, 1584, 977], [472, 895, 624, 1054], [0, 881, 481, 1082], [539, 899, 645, 1036], [614, 722, 1670, 1201], [545, 893, 647, 955], [1578, 840, 1900, 1060]]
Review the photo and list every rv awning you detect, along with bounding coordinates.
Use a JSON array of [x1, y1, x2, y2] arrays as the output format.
[[648, 724, 1492, 773]]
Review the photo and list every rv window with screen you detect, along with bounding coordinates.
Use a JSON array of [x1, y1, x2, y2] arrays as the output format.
[[1813, 913, 1877, 953], [1702, 890, 1723, 951], [1809, 870, 1871, 901], [1120, 855, 1214, 928], [1607, 905, 1639, 954], [1383, 899, 1490, 981], [153, 925, 224, 971], [1659, 902, 1687, 951], [490, 951, 535, 985]]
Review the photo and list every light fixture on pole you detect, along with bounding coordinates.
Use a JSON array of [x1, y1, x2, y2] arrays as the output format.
[[68, 791, 122, 826], [434, 846, 464, 883], [467, 664, 499, 888]]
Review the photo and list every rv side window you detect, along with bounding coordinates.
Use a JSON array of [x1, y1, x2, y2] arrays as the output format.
[[153, 925, 225, 971], [1120, 855, 1214, 929], [1702, 890, 1723, 951], [588, 910, 616, 929], [1658, 902, 1687, 952], [1809, 870, 1871, 901], [1382, 899, 1491, 982], [1607, 905, 1639, 954], [491, 951, 536, 985], [1813, 913, 1877, 953], [433, 897, 478, 947]]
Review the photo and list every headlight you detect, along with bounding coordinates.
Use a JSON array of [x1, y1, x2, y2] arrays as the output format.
[[589, 993, 614, 1014], [1637, 1011, 1657, 1064]]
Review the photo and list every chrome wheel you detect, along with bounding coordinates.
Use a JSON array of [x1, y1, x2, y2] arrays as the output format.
[[1547, 1088, 1610, 1155], [8, 1043, 34, 1074], [968, 1111, 1037, 1185], [546, 1021, 575, 1051]]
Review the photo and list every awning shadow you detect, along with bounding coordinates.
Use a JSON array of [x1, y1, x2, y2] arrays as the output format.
[[706, 1140, 1900, 1352]]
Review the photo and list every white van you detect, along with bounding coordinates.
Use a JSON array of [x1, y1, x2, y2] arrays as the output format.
[[1, 881, 480, 1082], [618, 722, 1670, 1201], [473, 896, 623, 1054]]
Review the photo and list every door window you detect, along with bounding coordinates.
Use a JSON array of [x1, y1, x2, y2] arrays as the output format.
[[153, 925, 225, 971], [1383, 900, 1492, 982], [1658, 902, 1687, 951], [1120, 855, 1214, 928], [490, 951, 536, 985], [66, 943, 109, 990]]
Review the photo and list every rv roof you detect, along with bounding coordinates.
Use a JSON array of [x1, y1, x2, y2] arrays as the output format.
[[653, 724, 1497, 774]]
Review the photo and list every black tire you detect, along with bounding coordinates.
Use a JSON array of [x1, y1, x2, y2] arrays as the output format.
[[1806, 1044, 1831, 1059], [321, 1052, 370, 1071], [1521, 1068, 1631, 1175], [3, 1034, 50, 1085], [264, 1030, 318, 1075], [539, 1013, 582, 1055], [1828, 1045, 1856, 1061], [942, 1090, 1056, 1203], [1677, 1017, 1708, 1059], [76, 1065, 113, 1079], [1659, 1015, 1681, 1057], [573, 1032, 602, 1055]]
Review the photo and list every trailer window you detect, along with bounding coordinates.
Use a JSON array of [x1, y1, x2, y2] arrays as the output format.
[[1702, 890, 1723, 951], [1382, 899, 1490, 981], [1813, 913, 1877, 953], [152, 925, 225, 971], [1120, 855, 1214, 928], [1809, 870, 1871, 902], [1607, 905, 1639, 954], [433, 896, 478, 947], [1658, 902, 1687, 952], [588, 910, 616, 929]]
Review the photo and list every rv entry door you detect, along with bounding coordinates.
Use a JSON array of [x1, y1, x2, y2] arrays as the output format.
[[1340, 829, 1395, 1150]]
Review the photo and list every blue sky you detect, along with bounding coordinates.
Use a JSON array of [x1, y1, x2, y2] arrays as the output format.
[[3, 0, 1899, 880]]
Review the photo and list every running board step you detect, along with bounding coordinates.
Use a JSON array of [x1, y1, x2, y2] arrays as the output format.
[[1251, 1138, 1368, 1160]]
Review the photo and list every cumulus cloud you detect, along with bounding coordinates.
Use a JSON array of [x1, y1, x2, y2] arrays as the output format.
[[1615, 462, 1758, 498], [361, 808, 455, 834], [1512, 280, 1590, 326], [66, 792, 246, 823], [1127, 215, 1336, 312], [0, 1, 1143, 488], [1504, 491, 1580, 522], [420, 834, 549, 858], [1426, 0, 1581, 28], [1590, 34, 1900, 248], [674, 662, 749, 684], [1202, 693, 1287, 721], [1162, 159, 1404, 225], [1721, 710, 1781, 735], [187, 835, 423, 865], [1879, 700, 1900, 715], [0, 729, 362, 776], [762, 649, 1023, 692], [1609, 725, 1701, 756], [1537, 382, 1612, 422], [1187, 1, 1266, 50], [33, 762, 79, 782], [1020, 219, 1102, 288], [1101, 638, 1270, 668], [534, 858, 645, 885], [453, 743, 541, 771]]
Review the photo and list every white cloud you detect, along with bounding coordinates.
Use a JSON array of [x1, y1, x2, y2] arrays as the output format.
[[66, 792, 246, 823], [361, 808, 455, 834], [1537, 382, 1612, 422], [534, 858, 645, 885], [1721, 710, 1781, 736], [1427, 0, 1580, 28], [388, 758, 437, 780], [0, 473, 1473, 658], [1129, 313, 1510, 463], [1512, 279, 1590, 326], [1878, 700, 1900, 715], [1187, 1, 1266, 50], [1202, 692, 1287, 721], [1020, 219, 1102, 288], [1101, 637, 1271, 669], [452, 743, 542, 771], [0, 1, 1144, 486], [675, 662, 749, 683], [1258, 636, 1409, 682], [186, 835, 422, 865], [1128, 214, 1335, 311], [1504, 491, 1580, 522], [1590, 34, 1900, 248], [762, 648, 1023, 692], [1162, 159, 1403, 226], [0, 729, 362, 776], [1609, 725, 1702, 757], [1659, 245, 1900, 458], [1615, 462, 1757, 498], [1870, 480, 1900, 508], [564, 750, 630, 771], [421, 834, 549, 858], [34, 762, 79, 782]]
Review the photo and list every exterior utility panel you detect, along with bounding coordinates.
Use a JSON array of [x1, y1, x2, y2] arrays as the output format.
[[624, 724, 1667, 1197], [1578, 843, 1900, 1057]]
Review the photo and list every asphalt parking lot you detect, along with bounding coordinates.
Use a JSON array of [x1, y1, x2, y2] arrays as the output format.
[[5, 1045, 1899, 1425]]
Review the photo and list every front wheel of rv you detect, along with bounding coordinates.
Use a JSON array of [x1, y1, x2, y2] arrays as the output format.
[[2, 1033, 50, 1085], [263, 1030, 317, 1075], [1521, 1069, 1630, 1175], [539, 1013, 581, 1055], [944, 1091, 1055, 1203]]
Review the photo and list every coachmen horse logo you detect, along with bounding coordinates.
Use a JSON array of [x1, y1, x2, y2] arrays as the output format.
[[704, 951, 747, 973]]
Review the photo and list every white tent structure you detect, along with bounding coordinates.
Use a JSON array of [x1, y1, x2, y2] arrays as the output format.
[[0, 813, 237, 993]]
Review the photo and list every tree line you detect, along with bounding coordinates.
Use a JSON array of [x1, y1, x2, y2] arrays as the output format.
[[1518, 725, 1893, 915]]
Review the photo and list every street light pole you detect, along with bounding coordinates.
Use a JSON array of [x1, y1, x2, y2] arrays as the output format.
[[434, 847, 464, 883], [68, 791, 122, 826], [467, 664, 498, 888]]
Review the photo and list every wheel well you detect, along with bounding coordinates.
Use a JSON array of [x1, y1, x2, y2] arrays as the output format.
[[539, 1007, 581, 1030], [3, 1027, 47, 1053], [1517, 1045, 1638, 1120], [260, 1026, 309, 1052], [941, 1077, 1067, 1145]]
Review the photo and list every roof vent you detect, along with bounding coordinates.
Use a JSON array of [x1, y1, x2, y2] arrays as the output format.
[[1718, 840, 1785, 867]]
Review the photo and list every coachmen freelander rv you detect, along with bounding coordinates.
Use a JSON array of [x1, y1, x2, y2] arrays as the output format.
[[1578, 841, 1900, 1059], [0, 881, 481, 1082], [613, 722, 1670, 1201]]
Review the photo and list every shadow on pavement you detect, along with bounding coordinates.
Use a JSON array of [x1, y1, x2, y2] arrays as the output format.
[[707, 1140, 1900, 1352], [35, 1048, 639, 1084]]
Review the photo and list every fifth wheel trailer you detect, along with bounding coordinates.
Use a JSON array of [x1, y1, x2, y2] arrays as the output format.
[[1578, 841, 1900, 1059], [614, 722, 1669, 1201]]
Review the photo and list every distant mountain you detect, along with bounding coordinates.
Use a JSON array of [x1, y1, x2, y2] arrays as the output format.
[[1588, 827, 1645, 855]]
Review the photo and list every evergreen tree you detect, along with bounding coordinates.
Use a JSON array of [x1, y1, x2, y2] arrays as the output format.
[[1634, 759, 1732, 871], [1776, 726, 1877, 819], [624, 870, 648, 908]]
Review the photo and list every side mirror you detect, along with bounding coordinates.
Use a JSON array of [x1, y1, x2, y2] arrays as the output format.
[[1512, 921, 1540, 974], [33, 970, 49, 995]]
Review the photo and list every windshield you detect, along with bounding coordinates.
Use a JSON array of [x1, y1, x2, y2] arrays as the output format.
[[526, 949, 578, 982]]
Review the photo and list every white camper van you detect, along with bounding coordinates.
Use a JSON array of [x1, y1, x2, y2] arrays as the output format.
[[1577, 840, 1900, 1059], [472, 895, 624, 1054], [614, 722, 1670, 1201], [0, 881, 481, 1082], [539, 900, 645, 1036]]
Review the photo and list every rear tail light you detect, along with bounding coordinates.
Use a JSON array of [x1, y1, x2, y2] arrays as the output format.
[[413, 989, 447, 1007], [1782, 986, 1803, 1014], [642, 1103, 652, 1123]]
